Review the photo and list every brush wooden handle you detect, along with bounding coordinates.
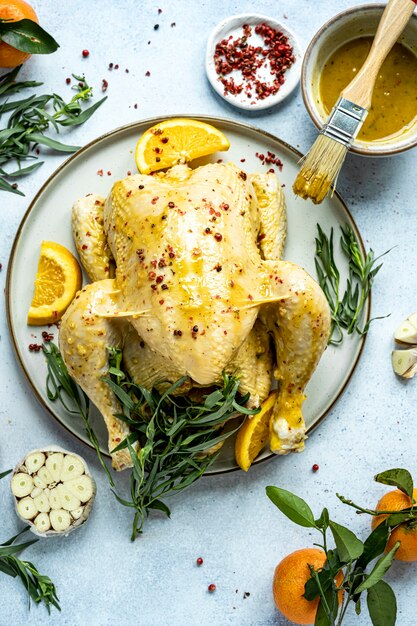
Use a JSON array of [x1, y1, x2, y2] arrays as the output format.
[[341, 0, 416, 109]]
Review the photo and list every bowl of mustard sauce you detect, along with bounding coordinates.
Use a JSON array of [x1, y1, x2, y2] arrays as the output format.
[[302, 4, 417, 156]]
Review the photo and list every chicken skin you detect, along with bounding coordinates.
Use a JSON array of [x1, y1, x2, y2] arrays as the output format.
[[59, 162, 330, 469]]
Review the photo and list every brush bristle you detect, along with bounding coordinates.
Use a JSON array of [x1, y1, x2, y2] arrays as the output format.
[[293, 135, 348, 204]]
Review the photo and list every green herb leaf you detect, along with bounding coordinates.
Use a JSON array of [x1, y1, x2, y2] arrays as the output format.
[[315, 507, 330, 530], [0, 68, 105, 194], [266, 486, 317, 528], [0, 469, 12, 480], [0, 19, 59, 54], [367, 580, 397, 626], [374, 469, 414, 499], [356, 523, 390, 571], [355, 542, 400, 593], [0, 527, 60, 611], [329, 520, 364, 563], [314, 224, 388, 344]]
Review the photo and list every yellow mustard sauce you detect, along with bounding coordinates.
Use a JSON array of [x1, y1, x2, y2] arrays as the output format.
[[320, 37, 417, 141]]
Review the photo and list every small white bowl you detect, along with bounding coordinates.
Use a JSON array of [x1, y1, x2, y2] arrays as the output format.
[[206, 13, 302, 111], [302, 3, 417, 156]]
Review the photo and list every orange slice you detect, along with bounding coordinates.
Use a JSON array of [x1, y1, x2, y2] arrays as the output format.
[[235, 391, 277, 472], [135, 118, 230, 174], [27, 241, 82, 326]]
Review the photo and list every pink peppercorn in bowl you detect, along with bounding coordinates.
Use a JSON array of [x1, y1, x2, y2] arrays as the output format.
[[205, 14, 302, 111]]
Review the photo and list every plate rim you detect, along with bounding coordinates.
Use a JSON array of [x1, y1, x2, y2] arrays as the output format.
[[5, 113, 370, 476]]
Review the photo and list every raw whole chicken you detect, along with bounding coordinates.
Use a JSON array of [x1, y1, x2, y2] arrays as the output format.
[[59, 162, 330, 470]]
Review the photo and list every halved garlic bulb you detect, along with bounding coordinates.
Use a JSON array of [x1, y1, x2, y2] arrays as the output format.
[[394, 313, 417, 345], [11, 446, 96, 536]]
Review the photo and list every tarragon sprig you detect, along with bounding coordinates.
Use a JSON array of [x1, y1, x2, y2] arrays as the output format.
[[315, 224, 390, 345], [44, 343, 256, 540], [0, 472, 60, 612], [0, 67, 106, 195]]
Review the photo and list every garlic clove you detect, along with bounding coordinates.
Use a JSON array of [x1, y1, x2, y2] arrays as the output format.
[[394, 319, 417, 345], [61, 455, 85, 482], [37, 466, 54, 487], [49, 509, 71, 532], [70, 506, 85, 520], [45, 452, 64, 483], [25, 451, 46, 475], [33, 475, 47, 489], [17, 496, 38, 520], [34, 512, 51, 533], [49, 486, 62, 510], [33, 492, 51, 513], [64, 475, 94, 503], [11, 473, 34, 498], [30, 487, 43, 499], [57, 483, 81, 512], [392, 349, 417, 378]]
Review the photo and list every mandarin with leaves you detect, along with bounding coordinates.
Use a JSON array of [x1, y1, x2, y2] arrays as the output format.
[[273, 548, 343, 625], [0, 0, 38, 67], [372, 488, 417, 562]]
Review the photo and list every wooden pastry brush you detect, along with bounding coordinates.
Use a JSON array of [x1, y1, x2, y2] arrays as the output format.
[[293, 0, 417, 204]]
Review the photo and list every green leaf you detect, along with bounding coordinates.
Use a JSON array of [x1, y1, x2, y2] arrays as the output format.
[[374, 469, 414, 499], [0, 175, 24, 195], [28, 133, 80, 153], [355, 542, 400, 594], [315, 507, 330, 530], [266, 486, 317, 528], [329, 520, 364, 563], [356, 523, 390, 571], [58, 96, 107, 127], [367, 580, 397, 626], [356, 597, 362, 615], [385, 512, 414, 527], [0, 469, 12, 480], [0, 19, 59, 54]]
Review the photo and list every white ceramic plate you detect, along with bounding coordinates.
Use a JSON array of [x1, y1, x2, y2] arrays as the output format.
[[6, 115, 368, 475], [206, 14, 302, 111]]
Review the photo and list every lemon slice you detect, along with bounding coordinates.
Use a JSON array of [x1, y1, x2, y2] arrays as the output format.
[[135, 118, 230, 174], [27, 241, 82, 326], [235, 391, 277, 472]]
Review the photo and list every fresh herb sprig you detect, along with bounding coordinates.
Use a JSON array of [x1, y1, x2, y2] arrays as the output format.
[[267, 467, 417, 625], [315, 224, 389, 345], [0, 17, 59, 55], [43, 342, 114, 486], [0, 472, 60, 612], [44, 343, 255, 540], [105, 347, 257, 539], [0, 67, 106, 195]]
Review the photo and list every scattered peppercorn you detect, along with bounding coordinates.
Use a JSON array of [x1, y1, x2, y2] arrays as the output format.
[[82, 49, 90, 58], [154, 24, 159, 30], [102, 79, 108, 92], [173, 329, 183, 336], [168, 201, 175, 208], [109, 62, 113, 69], [208, 584, 216, 593], [158, 8, 162, 13], [65, 77, 71, 85], [161, 284, 168, 290], [193, 325, 199, 333], [214, 233, 223, 242], [196, 557, 203, 566], [312, 464, 319, 472], [28, 343, 42, 352], [171, 22, 176, 27], [243, 592, 250, 599]]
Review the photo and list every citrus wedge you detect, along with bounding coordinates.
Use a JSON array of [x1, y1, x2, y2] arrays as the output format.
[[27, 241, 82, 326], [235, 391, 277, 472], [135, 118, 230, 174]]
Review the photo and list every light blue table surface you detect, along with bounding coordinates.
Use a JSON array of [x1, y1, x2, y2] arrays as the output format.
[[1, 1, 416, 624]]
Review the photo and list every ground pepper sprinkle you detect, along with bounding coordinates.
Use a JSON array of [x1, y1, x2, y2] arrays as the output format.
[[213, 22, 295, 102]]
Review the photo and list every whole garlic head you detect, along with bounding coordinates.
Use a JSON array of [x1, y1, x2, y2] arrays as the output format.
[[11, 445, 96, 537]]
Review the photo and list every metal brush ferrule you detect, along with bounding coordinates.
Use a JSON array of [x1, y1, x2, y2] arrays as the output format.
[[321, 97, 368, 148]]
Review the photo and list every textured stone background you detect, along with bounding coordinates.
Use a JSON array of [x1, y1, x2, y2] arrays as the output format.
[[1, 1, 416, 624]]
